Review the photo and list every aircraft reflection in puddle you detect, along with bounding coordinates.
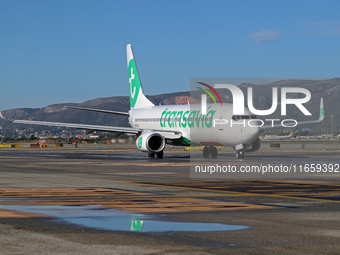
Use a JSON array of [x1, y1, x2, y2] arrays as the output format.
[[3, 205, 249, 232], [130, 218, 144, 231]]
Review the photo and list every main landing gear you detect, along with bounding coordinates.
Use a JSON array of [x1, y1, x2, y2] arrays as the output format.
[[148, 151, 164, 159], [202, 146, 218, 158]]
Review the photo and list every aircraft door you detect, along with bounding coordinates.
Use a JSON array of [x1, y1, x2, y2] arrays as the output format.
[[231, 115, 245, 133], [218, 111, 227, 131]]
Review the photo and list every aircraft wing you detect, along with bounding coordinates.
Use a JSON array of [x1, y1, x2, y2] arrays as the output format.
[[0, 111, 182, 139], [66, 106, 129, 116], [260, 98, 324, 131]]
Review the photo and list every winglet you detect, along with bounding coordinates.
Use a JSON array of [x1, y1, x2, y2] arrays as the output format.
[[318, 98, 324, 122], [0, 111, 13, 122], [260, 98, 325, 130]]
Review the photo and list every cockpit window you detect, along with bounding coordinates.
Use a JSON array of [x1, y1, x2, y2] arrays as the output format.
[[232, 115, 257, 120], [241, 115, 250, 119]]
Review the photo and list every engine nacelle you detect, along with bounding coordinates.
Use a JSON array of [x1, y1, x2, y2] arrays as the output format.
[[245, 137, 261, 152], [136, 132, 166, 153]]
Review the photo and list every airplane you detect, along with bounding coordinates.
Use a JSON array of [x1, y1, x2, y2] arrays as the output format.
[[263, 131, 295, 140], [0, 44, 325, 159]]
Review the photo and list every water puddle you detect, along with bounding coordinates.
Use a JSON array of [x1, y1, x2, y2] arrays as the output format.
[[2, 205, 249, 232]]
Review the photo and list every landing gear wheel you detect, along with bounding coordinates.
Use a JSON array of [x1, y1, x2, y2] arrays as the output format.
[[210, 146, 218, 158], [203, 146, 210, 158], [148, 152, 155, 158], [156, 151, 163, 159], [236, 151, 245, 159]]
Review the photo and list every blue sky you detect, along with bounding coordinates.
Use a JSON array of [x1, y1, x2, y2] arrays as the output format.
[[1, 0, 340, 110]]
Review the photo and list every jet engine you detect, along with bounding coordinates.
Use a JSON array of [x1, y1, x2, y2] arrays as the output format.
[[136, 132, 166, 153], [245, 137, 261, 152]]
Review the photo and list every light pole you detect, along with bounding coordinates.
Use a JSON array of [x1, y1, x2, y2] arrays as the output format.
[[331, 115, 334, 138]]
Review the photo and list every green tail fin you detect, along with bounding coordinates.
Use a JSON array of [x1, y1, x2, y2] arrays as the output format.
[[126, 44, 154, 109]]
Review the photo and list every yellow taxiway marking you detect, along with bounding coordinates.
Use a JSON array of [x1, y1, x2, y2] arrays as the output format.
[[261, 179, 340, 187], [0, 187, 277, 217], [123, 181, 340, 203]]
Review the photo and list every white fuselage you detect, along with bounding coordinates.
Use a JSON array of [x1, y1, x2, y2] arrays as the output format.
[[129, 103, 261, 147]]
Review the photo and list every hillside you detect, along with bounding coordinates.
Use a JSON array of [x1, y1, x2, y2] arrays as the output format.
[[1, 78, 339, 135]]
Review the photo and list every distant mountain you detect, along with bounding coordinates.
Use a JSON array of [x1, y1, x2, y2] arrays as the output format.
[[0, 91, 190, 131], [1, 78, 340, 134]]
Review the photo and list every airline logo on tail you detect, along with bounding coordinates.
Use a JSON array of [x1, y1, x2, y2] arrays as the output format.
[[126, 44, 154, 109], [128, 59, 141, 109]]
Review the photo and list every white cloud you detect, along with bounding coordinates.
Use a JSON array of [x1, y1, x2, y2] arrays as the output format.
[[245, 30, 283, 43]]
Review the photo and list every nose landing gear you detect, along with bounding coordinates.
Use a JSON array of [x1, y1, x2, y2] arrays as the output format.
[[236, 150, 245, 159], [201, 145, 246, 159], [234, 144, 245, 159]]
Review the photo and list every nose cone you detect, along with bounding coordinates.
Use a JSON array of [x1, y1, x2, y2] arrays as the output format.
[[244, 120, 261, 143], [251, 125, 261, 137]]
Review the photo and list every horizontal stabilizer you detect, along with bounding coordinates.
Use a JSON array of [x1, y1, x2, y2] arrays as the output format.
[[67, 106, 129, 116]]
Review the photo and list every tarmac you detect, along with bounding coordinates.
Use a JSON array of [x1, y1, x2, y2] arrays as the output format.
[[0, 143, 340, 254]]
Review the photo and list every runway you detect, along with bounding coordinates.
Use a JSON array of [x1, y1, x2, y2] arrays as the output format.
[[0, 144, 340, 254]]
